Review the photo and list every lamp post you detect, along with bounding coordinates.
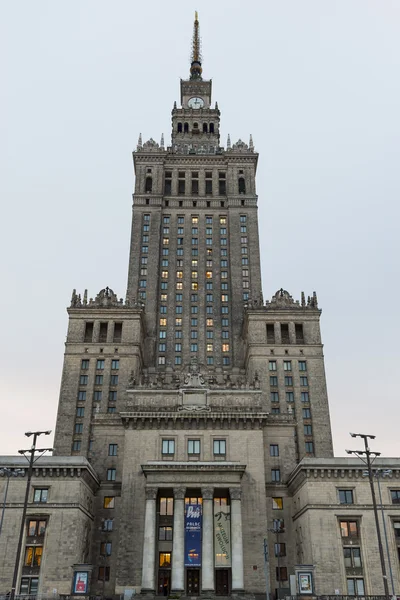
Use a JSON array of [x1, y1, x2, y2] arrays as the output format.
[[10, 430, 53, 600], [267, 522, 285, 600], [346, 433, 390, 600], [0, 468, 25, 539], [372, 469, 395, 598]]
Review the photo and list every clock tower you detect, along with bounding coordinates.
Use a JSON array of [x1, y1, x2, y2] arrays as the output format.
[[172, 12, 220, 148]]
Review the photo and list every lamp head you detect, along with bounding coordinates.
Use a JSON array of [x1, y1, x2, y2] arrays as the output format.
[[345, 449, 354, 455], [25, 432, 33, 438]]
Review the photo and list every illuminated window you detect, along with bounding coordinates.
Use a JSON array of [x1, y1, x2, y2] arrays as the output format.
[[176, 282, 183, 290], [272, 497, 283, 510], [207, 319, 213, 326], [192, 271, 198, 279], [104, 496, 115, 509], [175, 318, 182, 326], [158, 356, 166, 365], [206, 271, 213, 279], [176, 271, 183, 279], [159, 552, 171, 568], [160, 294, 167, 301], [222, 344, 230, 352], [163, 238, 169, 245], [207, 344, 213, 352], [161, 271, 168, 279], [160, 497, 174, 515], [191, 282, 198, 290], [192, 216, 198, 224], [192, 260, 198, 267], [221, 295, 229, 302], [220, 217, 226, 225]]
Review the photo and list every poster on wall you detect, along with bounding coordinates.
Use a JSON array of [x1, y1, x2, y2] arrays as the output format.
[[73, 571, 89, 595], [298, 572, 313, 595], [214, 502, 231, 567], [185, 503, 202, 567]]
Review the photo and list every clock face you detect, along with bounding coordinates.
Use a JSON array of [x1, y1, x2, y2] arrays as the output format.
[[188, 97, 205, 109]]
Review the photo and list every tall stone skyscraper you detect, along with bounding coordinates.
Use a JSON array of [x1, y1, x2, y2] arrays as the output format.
[[51, 13, 334, 598]]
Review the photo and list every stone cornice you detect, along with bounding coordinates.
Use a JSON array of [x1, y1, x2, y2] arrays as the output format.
[[0, 456, 100, 485], [142, 461, 246, 477], [120, 410, 270, 430]]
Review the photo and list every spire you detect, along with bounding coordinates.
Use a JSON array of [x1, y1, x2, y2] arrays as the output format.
[[160, 133, 164, 149], [249, 134, 254, 149], [137, 133, 142, 150], [190, 11, 202, 81], [227, 134, 231, 149]]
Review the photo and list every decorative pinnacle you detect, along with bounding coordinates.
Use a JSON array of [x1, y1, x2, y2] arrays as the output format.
[[249, 134, 254, 149], [190, 11, 202, 81], [137, 133, 142, 150], [160, 133, 164, 148], [227, 134, 231, 149]]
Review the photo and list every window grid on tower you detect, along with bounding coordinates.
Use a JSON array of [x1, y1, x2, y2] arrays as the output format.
[[240, 215, 250, 300], [139, 214, 150, 300]]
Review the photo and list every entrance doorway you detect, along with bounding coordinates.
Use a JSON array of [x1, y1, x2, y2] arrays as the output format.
[[158, 569, 171, 596], [186, 569, 200, 595], [215, 569, 229, 595]]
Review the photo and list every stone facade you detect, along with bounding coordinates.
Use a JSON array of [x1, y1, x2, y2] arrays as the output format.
[[1, 14, 399, 600]]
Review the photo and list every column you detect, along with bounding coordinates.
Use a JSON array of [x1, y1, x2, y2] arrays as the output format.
[[230, 487, 244, 591], [141, 487, 157, 592], [202, 487, 215, 593], [171, 487, 185, 592]]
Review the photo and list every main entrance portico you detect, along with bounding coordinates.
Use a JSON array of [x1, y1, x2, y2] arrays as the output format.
[[140, 463, 246, 596]]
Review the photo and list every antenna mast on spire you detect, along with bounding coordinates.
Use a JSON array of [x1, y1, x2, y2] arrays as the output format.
[[190, 11, 203, 80]]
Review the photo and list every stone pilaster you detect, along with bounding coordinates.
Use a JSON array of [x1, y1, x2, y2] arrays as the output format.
[[202, 487, 215, 593], [230, 487, 244, 591], [171, 487, 186, 592], [141, 487, 157, 592]]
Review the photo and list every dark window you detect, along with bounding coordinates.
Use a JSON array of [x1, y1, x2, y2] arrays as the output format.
[[270, 444, 279, 457], [100, 542, 112, 556], [99, 322, 108, 342], [270, 392, 279, 403], [339, 489, 354, 504], [284, 376, 293, 386], [304, 424, 312, 435], [184, 123, 189, 133], [192, 179, 199, 194], [113, 323, 122, 343], [178, 179, 185, 195], [80, 375, 88, 385], [301, 392, 309, 402], [340, 520, 359, 538], [274, 543, 286, 557], [391, 490, 400, 504], [164, 177, 172, 196], [295, 323, 304, 343], [110, 375, 119, 386], [145, 177, 152, 192], [20, 578, 39, 595], [280, 323, 290, 344], [267, 324, 275, 344], [75, 423, 83, 434], [33, 489, 48, 503], [159, 526, 173, 541], [210, 123, 214, 133], [72, 440, 81, 451], [177, 122, 182, 133], [109, 391, 117, 402], [93, 391, 102, 401], [286, 392, 294, 402], [344, 547, 363, 569], [84, 322, 94, 342], [276, 567, 288, 581], [393, 522, 400, 538], [206, 179, 212, 195], [76, 407, 85, 417], [203, 123, 208, 133], [298, 360, 307, 371], [98, 567, 110, 581], [95, 375, 103, 385], [238, 177, 246, 194], [219, 176, 226, 195]]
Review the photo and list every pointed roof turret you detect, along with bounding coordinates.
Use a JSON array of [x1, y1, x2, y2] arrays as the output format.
[[190, 11, 202, 81]]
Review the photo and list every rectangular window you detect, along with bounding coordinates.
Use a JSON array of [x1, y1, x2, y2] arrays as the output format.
[[81, 359, 89, 370], [305, 441, 314, 454], [104, 496, 115, 509], [270, 392, 279, 403], [110, 375, 119, 385], [222, 318, 229, 326], [271, 469, 281, 482], [283, 360, 292, 371], [278, 324, 290, 346], [190, 343, 198, 351], [270, 444, 279, 457], [109, 391, 117, 402], [84, 322, 94, 343], [74, 423, 83, 434], [339, 489, 354, 504], [93, 390, 102, 402], [108, 444, 118, 456], [175, 356, 182, 365], [99, 322, 108, 342], [159, 552, 172, 568], [175, 344, 182, 352], [107, 405, 116, 413], [72, 440, 81, 451], [100, 541, 112, 556], [207, 356, 214, 365], [391, 490, 400, 504], [272, 497, 283, 510], [79, 375, 88, 385], [20, 578, 39, 595], [33, 488, 48, 503], [98, 567, 110, 581], [96, 359, 105, 370], [340, 520, 359, 538], [188, 439, 200, 455], [213, 439, 226, 456], [107, 468, 116, 481], [160, 307, 167, 315], [76, 407, 85, 417], [276, 567, 288, 581], [295, 323, 304, 344], [160, 497, 174, 516], [159, 526, 173, 541], [284, 376, 293, 386], [162, 439, 175, 456], [274, 543, 286, 557], [95, 375, 103, 385], [300, 376, 308, 386], [303, 408, 311, 418], [286, 392, 294, 402], [269, 361, 277, 371], [304, 424, 312, 435], [113, 323, 122, 343], [347, 578, 365, 596], [301, 391, 309, 402], [27, 519, 46, 537], [178, 179, 185, 195], [298, 360, 307, 371]]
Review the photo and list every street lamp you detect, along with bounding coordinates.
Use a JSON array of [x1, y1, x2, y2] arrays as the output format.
[[10, 430, 53, 600], [0, 468, 25, 538], [266, 523, 285, 600], [346, 433, 390, 600]]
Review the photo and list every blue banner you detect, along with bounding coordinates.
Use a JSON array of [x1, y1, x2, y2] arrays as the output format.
[[184, 503, 202, 567]]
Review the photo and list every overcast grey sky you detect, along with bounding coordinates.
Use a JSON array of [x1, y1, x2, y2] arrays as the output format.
[[1, 1, 399, 457]]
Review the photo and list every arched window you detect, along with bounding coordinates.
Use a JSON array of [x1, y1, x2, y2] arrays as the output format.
[[193, 123, 199, 129], [177, 122, 182, 133], [209, 123, 214, 134], [145, 177, 153, 193], [184, 122, 189, 133], [238, 177, 246, 194], [203, 123, 208, 133]]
